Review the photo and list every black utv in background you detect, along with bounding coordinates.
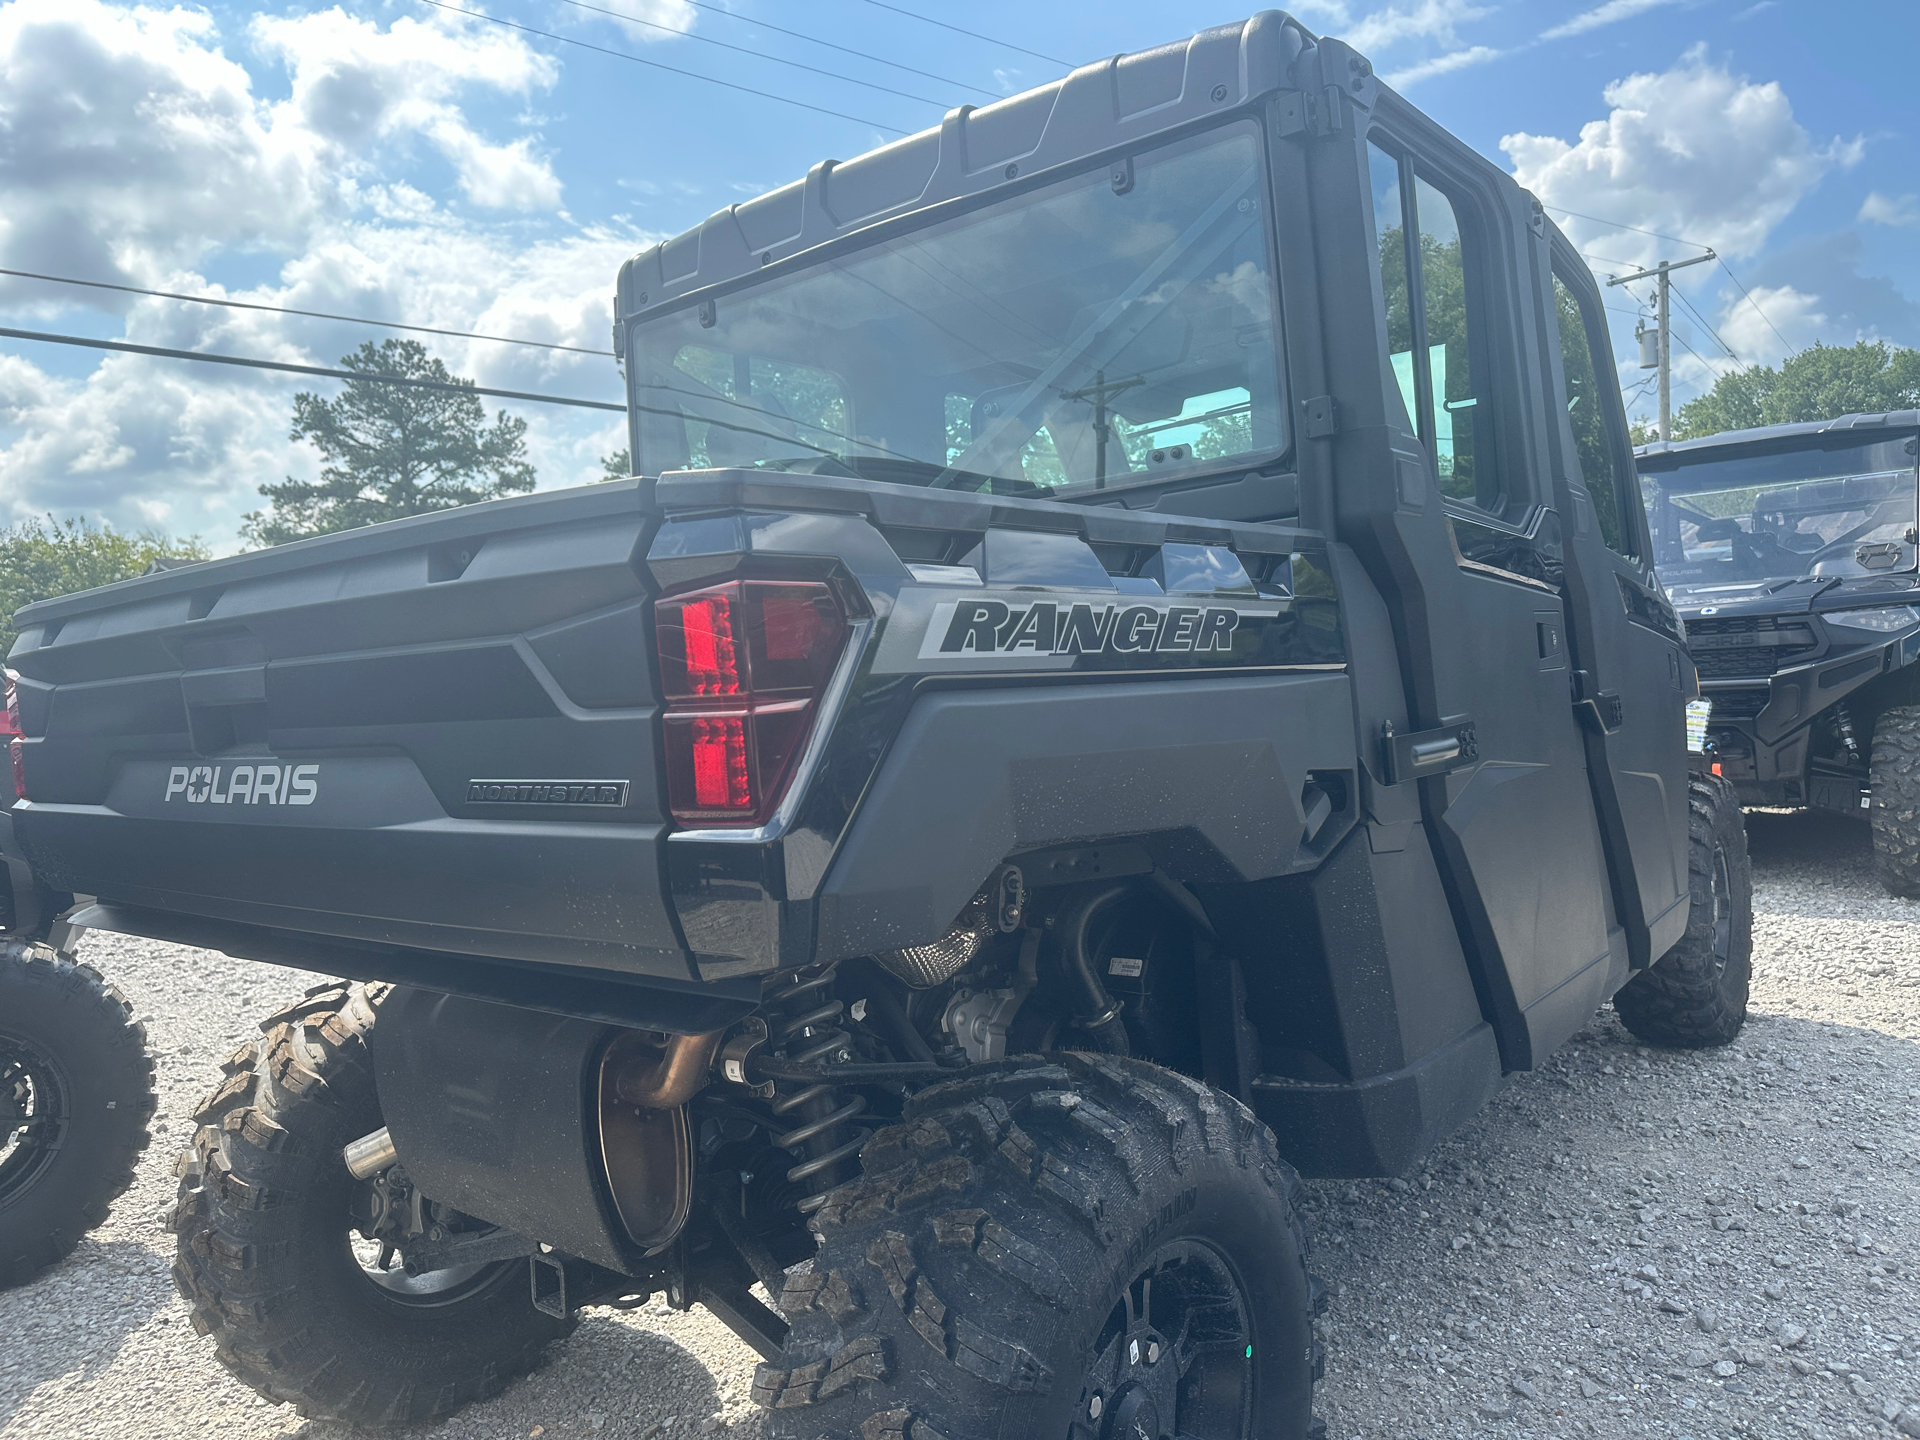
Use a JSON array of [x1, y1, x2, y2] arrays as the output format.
[[6, 12, 1751, 1439], [0, 669, 156, 1288], [1638, 413, 1920, 893]]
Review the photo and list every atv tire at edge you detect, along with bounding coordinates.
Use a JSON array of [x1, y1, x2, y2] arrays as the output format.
[[0, 942, 156, 1288], [1613, 773, 1753, 1049], [1870, 704, 1920, 898]]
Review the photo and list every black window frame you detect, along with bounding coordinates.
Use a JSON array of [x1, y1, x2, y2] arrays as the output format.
[[1365, 132, 1511, 524], [1548, 242, 1646, 562]]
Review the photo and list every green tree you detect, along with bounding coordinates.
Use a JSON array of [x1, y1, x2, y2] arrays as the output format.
[[1672, 340, 1920, 440], [601, 447, 631, 480], [0, 517, 208, 658], [242, 339, 536, 547]]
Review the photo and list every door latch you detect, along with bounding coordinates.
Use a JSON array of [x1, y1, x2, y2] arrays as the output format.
[[1381, 717, 1478, 784]]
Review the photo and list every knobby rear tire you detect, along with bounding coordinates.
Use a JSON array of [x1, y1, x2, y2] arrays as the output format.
[[1870, 704, 1920, 897], [168, 980, 574, 1428], [755, 1053, 1322, 1440], [1613, 774, 1753, 1049]]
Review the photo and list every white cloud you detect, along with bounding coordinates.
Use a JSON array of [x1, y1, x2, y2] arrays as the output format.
[[0, 214, 650, 547], [0, 1, 648, 548], [1304, 0, 1498, 88], [1502, 46, 1862, 268], [1860, 191, 1920, 228], [428, 124, 564, 211], [1384, 44, 1502, 88], [1716, 283, 1825, 367], [0, 0, 328, 286], [1346, 0, 1491, 52], [1540, 0, 1679, 42], [0, 0, 568, 300], [587, 0, 697, 42], [250, 8, 562, 212]]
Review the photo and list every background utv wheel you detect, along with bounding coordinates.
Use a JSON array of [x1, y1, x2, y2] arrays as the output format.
[[758, 1054, 1321, 1440], [1870, 705, 1920, 897], [169, 981, 573, 1427], [1614, 774, 1753, 1049], [0, 942, 155, 1288]]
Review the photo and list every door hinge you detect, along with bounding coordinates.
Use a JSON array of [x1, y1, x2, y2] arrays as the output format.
[[1275, 88, 1342, 139], [1301, 394, 1339, 439], [1381, 717, 1478, 784], [1571, 670, 1625, 734]]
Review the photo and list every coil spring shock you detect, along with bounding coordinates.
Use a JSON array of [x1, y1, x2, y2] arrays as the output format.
[[765, 963, 871, 1209]]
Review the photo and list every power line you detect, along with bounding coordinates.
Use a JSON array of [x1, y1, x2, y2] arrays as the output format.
[[0, 327, 625, 412], [1670, 284, 1742, 365], [850, 0, 1072, 67], [548, 0, 949, 107], [417, 0, 908, 134], [1548, 202, 1791, 359], [677, 0, 999, 97], [0, 267, 614, 357], [1716, 258, 1793, 355], [1543, 203, 1712, 253]]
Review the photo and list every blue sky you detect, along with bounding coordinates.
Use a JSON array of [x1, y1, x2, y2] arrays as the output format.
[[1, 0, 1915, 550]]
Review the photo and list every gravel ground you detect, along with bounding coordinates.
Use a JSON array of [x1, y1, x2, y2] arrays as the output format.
[[3, 807, 1917, 1440]]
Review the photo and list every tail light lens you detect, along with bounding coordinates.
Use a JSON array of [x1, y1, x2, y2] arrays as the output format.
[[656, 579, 849, 825], [3, 670, 24, 803]]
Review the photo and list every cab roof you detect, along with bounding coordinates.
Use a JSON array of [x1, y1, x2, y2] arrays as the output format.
[[1636, 411, 1920, 468], [613, 11, 1339, 329]]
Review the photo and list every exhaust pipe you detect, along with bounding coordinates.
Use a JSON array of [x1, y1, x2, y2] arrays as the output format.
[[609, 1030, 725, 1110], [342, 1126, 398, 1180]]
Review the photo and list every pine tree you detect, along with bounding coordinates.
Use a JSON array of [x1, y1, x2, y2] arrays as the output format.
[[243, 339, 536, 546]]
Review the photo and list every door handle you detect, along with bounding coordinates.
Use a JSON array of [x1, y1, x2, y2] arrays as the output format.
[[1380, 717, 1479, 783]]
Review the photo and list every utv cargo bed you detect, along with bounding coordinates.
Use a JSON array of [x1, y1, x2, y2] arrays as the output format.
[[8, 471, 1331, 1022]]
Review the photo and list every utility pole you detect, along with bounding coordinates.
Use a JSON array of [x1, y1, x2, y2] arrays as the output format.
[[1060, 370, 1143, 488], [1607, 249, 1715, 440]]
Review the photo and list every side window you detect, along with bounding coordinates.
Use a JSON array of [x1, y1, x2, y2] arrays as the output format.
[[1367, 144, 1417, 434], [1367, 141, 1504, 517], [1551, 263, 1641, 559]]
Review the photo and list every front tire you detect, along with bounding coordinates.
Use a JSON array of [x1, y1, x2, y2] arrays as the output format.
[[1870, 704, 1920, 896], [168, 981, 573, 1428], [1614, 774, 1753, 1049], [757, 1054, 1320, 1440], [0, 943, 156, 1288]]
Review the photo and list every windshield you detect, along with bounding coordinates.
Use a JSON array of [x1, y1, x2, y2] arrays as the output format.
[[1642, 436, 1920, 599], [629, 125, 1285, 497]]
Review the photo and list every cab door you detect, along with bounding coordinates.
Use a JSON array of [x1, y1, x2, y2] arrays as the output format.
[[1537, 241, 1692, 966], [1319, 110, 1618, 1071]]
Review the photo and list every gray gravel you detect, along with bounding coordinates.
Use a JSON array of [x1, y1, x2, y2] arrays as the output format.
[[3, 807, 1917, 1440]]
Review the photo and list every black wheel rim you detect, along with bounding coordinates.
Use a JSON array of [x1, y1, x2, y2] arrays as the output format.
[[0, 1031, 69, 1210], [346, 1162, 516, 1308], [1070, 1240, 1253, 1440], [1709, 840, 1734, 979]]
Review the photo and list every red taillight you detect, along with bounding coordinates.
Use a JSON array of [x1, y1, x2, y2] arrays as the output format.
[[656, 580, 849, 825], [3, 670, 24, 803], [673, 591, 743, 698]]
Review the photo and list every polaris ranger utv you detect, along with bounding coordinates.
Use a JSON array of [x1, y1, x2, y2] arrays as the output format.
[[5, 13, 1751, 1438], [1638, 413, 1920, 894]]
